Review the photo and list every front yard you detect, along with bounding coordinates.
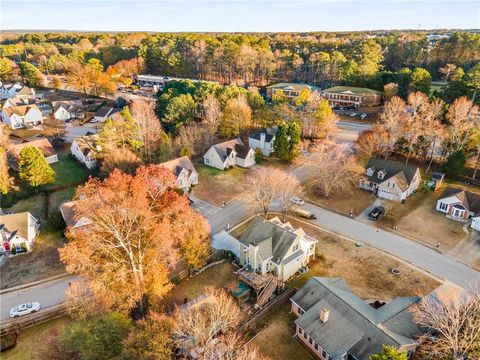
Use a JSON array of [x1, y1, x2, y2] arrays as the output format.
[[192, 163, 249, 205]]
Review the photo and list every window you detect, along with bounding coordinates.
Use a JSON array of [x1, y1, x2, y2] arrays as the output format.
[[439, 202, 448, 211], [309, 338, 313, 345], [303, 332, 307, 340], [205, 158, 209, 164], [292, 245, 298, 252], [314, 344, 319, 351], [298, 328, 303, 335], [322, 351, 327, 358]]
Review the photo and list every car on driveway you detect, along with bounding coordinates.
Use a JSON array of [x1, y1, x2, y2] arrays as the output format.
[[10, 302, 41, 318], [368, 206, 385, 221], [291, 197, 305, 206]]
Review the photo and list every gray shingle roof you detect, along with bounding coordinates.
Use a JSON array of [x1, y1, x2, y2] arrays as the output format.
[[249, 126, 278, 143], [292, 277, 420, 360], [365, 158, 419, 190], [94, 106, 119, 118], [437, 187, 480, 213], [212, 138, 244, 161], [239, 216, 298, 264]]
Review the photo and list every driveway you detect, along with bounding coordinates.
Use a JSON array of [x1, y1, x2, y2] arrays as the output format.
[[447, 230, 480, 270], [64, 123, 99, 142], [356, 198, 388, 222]]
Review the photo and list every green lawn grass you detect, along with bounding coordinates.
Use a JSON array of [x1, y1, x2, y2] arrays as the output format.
[[46, 152, 90, 189]]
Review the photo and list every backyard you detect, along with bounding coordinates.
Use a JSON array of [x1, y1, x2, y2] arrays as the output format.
[[192, 163, 250, 205], [45, 149, 90, 190]]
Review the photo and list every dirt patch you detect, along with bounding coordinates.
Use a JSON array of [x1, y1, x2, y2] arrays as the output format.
[[1, 229, 66, 289], [304, 182, 375, 216], [250, 302, 316, 360], [192, 163, 249, 205]]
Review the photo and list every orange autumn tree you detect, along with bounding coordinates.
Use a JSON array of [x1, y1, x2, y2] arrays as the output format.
[[59, 165, 210, 315]]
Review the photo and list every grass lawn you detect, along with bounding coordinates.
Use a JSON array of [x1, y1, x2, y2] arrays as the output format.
[[0, 228, 66, 289], [288, 218, 440, 300], [3, 193, 46, 220], [192, 163, 249, 205], [45, 150, 90, 190], [304, 182, 375, 216], [163, 262, 238, 308], [256, 156, 291, 171], [250, 302, 316, 360], [2, 317, 69, 360], [48, 187, 76, 215]]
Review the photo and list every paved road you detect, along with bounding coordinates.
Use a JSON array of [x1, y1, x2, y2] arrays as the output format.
[[1, 276, 77, 323], [335, 120, 372, 144]]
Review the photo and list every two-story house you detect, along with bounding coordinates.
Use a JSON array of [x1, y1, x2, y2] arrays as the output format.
[[1, 104, 43, 129], [0, 83, 35, 101], [203, 138, 255, 170], [159, 156, 199, 191], [248, 127, 278, 156], [322, 86, 382, 108], [70, 134, 101, 169], [0, 212, 40, 255], [265, 83, 320, 100], [359, 158, 421, 202], [290, 277, 421, 360], [436, 187, 480, 230], [52, 100, 85, 121], [238, 216, 317, 282]]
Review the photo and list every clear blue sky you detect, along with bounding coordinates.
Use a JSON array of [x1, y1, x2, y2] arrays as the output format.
[[1, 0, 479, 32]]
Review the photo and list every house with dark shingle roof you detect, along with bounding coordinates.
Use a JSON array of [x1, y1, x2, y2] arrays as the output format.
[[203, 138, 255, 170], [248, 126, 278, 156], [238, 216, 317, 281], [436, 187, 480, 230], [290, 277, 421, 360], [322, 86, 383, 108], [359, 158, 421, 202], [266, 83, 320, 100], [70, 134, 100, 169], [159, 156, 198, 191], [93, 106, 120, 122], [0, 212, 40, 255], [52, 100, 85, 121]]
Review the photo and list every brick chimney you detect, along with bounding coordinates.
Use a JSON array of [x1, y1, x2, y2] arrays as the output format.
[[260, 132, 266, 144], [320, 307, 329, 323]]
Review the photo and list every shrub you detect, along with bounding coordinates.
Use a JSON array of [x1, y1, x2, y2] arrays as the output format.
[[48, 210, 66, 230]]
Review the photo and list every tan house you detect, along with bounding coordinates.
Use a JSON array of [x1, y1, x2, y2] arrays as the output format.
[[10, 137, 58, 170], [322, 86, 382, 108], [436, 187, 480, 230], [266, 83, 320, 100], [159, 156, 198, 191], [359, 158, 421, 202], [203, 138, 255, 170], [1, 104, 43, 129], [0, 212, 40, 255]]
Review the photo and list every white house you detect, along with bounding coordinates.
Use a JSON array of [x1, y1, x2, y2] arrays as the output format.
[[248, 127, 278, 156], [0, 83, 35, 101], [59, 201, 93, 229], [93, 106, 120, 122], [1, 104, 43, 129], [436, 187, 480, 228], [238, 216, 317, 282], [0, 212, 40, 255], [70, 134, 100, 169], [203, 138, 255, 170], [52, 100, 85, 121], [159, 156, 199, 191], [359, 158, 421, 202], [2, 97, 36, 109], [10, 137, 58, 170]]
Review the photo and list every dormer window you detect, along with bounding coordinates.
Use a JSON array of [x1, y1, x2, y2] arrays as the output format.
[[377, 170, 386, 180], [366, 167, 375, 176]]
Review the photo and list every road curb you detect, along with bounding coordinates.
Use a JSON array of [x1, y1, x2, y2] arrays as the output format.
[[0, 273, 70, 295]]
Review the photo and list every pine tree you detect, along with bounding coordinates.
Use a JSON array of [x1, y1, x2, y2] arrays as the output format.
[[369, 346, 407, 360], [443, 150, 466, 179], [273, 122, 289, 160], [19, 146, 55, 188]]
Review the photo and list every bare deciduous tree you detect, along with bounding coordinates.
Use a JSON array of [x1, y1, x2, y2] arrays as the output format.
[[277, 172, 303, 221], [354, 124, 390, 161], [445, 97, 479, 153], [305, 141, 362, 197], [439, 63, 457, 82], [200, 333, 270, 360], [202, 94, 222, 133], [384, 82, 399, 100], [413, 286, 480, 360], [246, 167, 283, 216], [380, 96, 407, 158]]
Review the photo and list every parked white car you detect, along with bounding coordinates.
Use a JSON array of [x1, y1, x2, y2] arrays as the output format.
[[291, 197, 305, 206], [10, 302, 41, 318]]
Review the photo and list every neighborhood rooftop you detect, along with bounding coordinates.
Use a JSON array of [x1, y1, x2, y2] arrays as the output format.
[[160, 156, 196, 176], [323, 86, 383, 96], [11, 137, 56, 158], [438, 187, 480, 214], [366, 158, 418, 190], [266, 82, 320, 91]]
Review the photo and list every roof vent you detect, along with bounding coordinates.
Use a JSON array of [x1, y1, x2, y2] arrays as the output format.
[[320, 307, 329, 323]]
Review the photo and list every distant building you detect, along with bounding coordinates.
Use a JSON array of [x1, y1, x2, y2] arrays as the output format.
[[0, 212, 40, 255], [159, 156, 199, 191], [359, 158, 421, 202], [52, 100, 85, 121], [1, 104, 43, 129], [436, 187, 480, 230], [203, 138, 255, 170], [265, 83, 320, 100], [248, 126, 278, 156], [10, 137, 58, 170], [0, 83, 35, 101], [291, 277, 421, 359], [93, 106, 120, 122], [70, 134, 101, 169], [133, 74, 217, 89], [322, 86, 382, 108]]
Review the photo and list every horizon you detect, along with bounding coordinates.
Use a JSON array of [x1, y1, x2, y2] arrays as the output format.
[[1, 0, 479, 33]]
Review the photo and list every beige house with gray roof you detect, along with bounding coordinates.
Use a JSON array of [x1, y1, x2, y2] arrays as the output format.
[[0, 212, 40, 255], [203, 138, 255, 170], [159, 156, 198, 191]]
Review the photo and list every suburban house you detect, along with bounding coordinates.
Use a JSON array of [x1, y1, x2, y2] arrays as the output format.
[[238, 216, 317, 282], [1, 104, 43, 129], [52, 100, 85, 121], [436, 187, 480, 230], [322, 86, 383, 108], [134, 74, 217, 89], [0, 83, 35, 100], [266, 83, 320, 100], [290, 277, 421, 359], [359, 158, 421, 202], [159, 156, 199, 191], [248, 126, 278, 156], [0, 212, 40, 255], [93, 106, 120, 122], [203, 138, 255, 170], [70, 134, 101, 169], [10, 137, 58, 170], [2, 97, 36, 108], [60, 201, 92, 229]]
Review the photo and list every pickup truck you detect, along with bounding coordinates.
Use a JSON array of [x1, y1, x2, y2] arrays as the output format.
[[291, 206, 317, 219]]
